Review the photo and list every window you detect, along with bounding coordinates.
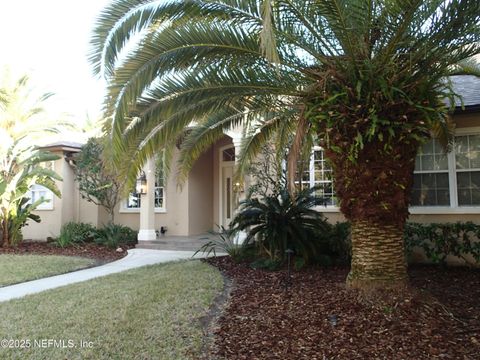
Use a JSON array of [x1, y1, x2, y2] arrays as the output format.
[[411, 132, 480, 209], [222, 147, 235, 162], [122, 154, 166, 211], [411, 139, 450, 206], [297, 146, 336, 206], [125, 192, 141, 209], [29, 161, 55, 210], [29, 184, 54, 210], [455, 134, 480, 206], [154, 155, 165, 210]]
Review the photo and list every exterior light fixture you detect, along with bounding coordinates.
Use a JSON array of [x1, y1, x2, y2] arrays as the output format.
[[328, 314, 338, 326], [136, 171, 147, 195], [233, 181, 244, 193]]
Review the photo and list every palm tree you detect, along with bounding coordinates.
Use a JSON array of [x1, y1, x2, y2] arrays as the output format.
[[90, 0, 480, 290], [0, 68, 73, 144]]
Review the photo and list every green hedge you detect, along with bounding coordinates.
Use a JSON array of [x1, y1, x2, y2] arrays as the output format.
[[404, 222, 480, 266], [327, 221, 480, 266], [55, 222, 137, 249]]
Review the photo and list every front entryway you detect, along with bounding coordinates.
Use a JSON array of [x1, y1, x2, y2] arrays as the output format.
[[220, 146, 236, 227]]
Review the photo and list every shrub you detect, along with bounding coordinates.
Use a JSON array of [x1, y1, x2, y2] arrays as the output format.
[[322, 221, 480, 266], [94, 223, 137, 249], [231, 187, 330, 263], [56, 222, 96, 248], [194, 226, 247, 262], [404, 222, 480, 266], [324, 222, 352, 265]]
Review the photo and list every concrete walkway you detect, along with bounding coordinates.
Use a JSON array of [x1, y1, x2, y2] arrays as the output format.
[[0, 249, 216, 303]]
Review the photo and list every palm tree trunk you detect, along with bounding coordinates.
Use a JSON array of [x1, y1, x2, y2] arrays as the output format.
[[347, 220, 407, 289]]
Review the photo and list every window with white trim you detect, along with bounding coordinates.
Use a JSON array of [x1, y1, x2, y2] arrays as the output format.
[[297, 146, 336, 206], [29, 184, 54, 210], [125, 192, 141, 209], [29, 161, 55, 210], [412, 133, 480, 208], [123, 154, 166, 211], [411, 139, 450, 206], [455, 134, 480, 206]]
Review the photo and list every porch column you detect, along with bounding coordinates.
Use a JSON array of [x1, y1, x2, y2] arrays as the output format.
[[137, 158, 157, 241]]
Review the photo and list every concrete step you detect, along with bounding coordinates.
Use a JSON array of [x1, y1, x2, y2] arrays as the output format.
[[136, 235, 217, 251]]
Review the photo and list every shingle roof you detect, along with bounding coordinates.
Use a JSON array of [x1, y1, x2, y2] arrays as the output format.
[[450, 75, 480, 108]]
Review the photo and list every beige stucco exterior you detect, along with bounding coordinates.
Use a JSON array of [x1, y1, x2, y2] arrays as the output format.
[[21, 109, 480, 241], [23, 147, 102, 241]]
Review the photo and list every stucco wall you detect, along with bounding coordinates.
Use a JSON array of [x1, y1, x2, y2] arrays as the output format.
[[23, 154, 65, 240], [188, 148, 214, 235], [455, 112, 480, 128], [114, 149, 191, 236]]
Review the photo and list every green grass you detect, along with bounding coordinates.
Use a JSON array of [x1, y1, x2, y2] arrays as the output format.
[[0, 260, 223, 359], [0, 255, 95, 287]]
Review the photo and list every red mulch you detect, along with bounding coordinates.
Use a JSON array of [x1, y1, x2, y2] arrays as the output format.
[[204, 257, 480, 359], [0, 242, 133, 263]]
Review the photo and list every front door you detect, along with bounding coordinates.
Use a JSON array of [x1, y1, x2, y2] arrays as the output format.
[[222, 165, 234, 227]]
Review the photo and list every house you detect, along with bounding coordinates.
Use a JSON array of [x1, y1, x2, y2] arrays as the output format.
[[22, 75, 480, 242]]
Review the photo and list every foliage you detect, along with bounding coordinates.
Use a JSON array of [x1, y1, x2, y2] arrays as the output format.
[[73, 137, 123, 223], [91, 0, 480, 288], [94, 223, 137, 249], [325, 222, 352, 265], [231, 186, 330, 263], [245, 145, 287, 199], [194, 226, 246, 262], [0, 141, 61, 247], [0, 68, 73, 144], [404, 222, 480, 266], [4, 198, 42, 246], [55, 222, 96, 248]]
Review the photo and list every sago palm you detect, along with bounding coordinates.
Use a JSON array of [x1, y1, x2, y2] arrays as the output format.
[[231, 186, 330, 263], [91, 0, 480, 290]]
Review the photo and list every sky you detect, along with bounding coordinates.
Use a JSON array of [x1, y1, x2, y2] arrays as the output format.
[[0, 0, 111, 132]]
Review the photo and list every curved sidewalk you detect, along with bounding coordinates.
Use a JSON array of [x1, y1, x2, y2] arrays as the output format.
[[0, 249, 216, 303]]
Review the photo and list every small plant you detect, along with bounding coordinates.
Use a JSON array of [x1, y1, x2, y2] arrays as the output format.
[[94, 223, 137, 249], [231, 186, 330, 263], [194, 226, 246, 262], [55, 222, 96, 248]]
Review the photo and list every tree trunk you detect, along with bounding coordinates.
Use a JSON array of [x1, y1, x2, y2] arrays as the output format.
[[347, 220, 407, 289], [322, 132, 418, 291], [1, 218, 9, 247]]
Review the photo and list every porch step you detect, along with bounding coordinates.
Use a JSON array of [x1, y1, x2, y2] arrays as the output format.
[[135, 234, 217, 252]]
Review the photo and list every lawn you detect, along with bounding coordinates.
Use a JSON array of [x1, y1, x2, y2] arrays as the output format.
[[0, 255, 95, 287], [0, 260, 223, 359]]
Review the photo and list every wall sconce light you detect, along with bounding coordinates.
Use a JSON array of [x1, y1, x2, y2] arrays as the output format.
[[233, 181, 244, 193], [136, 171, 147, 195]]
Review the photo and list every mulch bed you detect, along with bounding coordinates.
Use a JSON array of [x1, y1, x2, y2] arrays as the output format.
[[204, 257, 480, 359], [0, 242, 133, 263]]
